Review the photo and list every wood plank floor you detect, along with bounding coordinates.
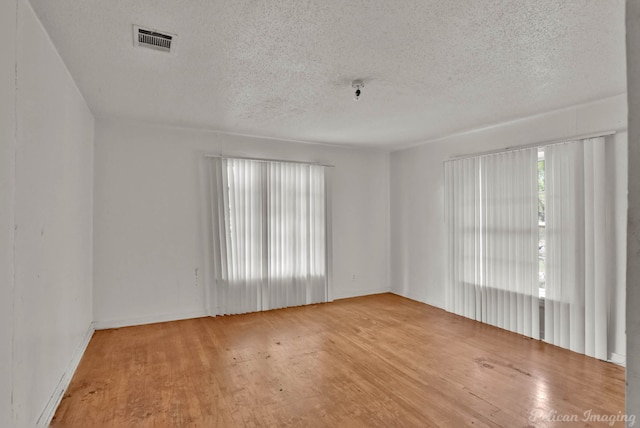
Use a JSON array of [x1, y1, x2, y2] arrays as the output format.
[[51, 293, 625, 427]]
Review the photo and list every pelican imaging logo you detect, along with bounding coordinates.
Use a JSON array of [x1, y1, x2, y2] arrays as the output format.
[[529, 409, 636, 426]]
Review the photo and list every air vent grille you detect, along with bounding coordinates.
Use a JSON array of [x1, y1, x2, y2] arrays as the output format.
[[133, 25, 175, 53]]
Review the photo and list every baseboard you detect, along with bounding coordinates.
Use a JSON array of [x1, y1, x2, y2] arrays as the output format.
[[389, 290, 444, 310], [36, 322, 95, 426], [609, 352, 626, 367], [93, 309, 209, 330], [333, 287, 390, 301]]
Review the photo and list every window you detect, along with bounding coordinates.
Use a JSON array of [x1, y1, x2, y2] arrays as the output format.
[[209, 157, 329, 315], [446, 136, 614, 359], [445, 148, 540, 339]]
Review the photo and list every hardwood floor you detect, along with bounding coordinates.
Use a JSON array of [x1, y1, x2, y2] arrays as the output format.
[[51, 293, 625, 427]]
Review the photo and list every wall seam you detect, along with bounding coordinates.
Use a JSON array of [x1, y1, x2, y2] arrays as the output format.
[[10, 0, 18, 423], [387, 152, 392, 292]]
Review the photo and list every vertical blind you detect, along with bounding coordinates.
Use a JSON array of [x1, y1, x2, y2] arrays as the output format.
[[545, 137, 610, 359], [208, 157, 328, 315], [445, 136, 613, 359], [445, 148, 539, 338]]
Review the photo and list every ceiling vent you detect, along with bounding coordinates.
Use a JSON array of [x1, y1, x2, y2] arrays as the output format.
[[133, 25, 176, 53]]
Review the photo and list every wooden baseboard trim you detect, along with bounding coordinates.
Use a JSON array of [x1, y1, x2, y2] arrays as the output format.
[[609, 352, 626, 366], [333, 287, 390, 300], [93, 310, 209, 330]]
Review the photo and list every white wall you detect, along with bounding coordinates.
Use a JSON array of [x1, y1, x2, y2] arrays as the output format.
[[626, 0, 640, 418], [93, 119, 390, 327], [0, 0, 95, 425], [0, 0, 18, 425], [390, 94, 628, 361]]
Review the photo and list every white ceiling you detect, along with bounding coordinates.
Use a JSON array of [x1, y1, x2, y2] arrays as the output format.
[[27, 0, 626, 149]]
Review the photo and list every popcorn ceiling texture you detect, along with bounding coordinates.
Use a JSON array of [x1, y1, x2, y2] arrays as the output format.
[[28, 0, 625, 148]]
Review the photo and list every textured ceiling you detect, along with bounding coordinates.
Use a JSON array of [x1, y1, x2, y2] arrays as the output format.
[[27, 0, 626, 149]]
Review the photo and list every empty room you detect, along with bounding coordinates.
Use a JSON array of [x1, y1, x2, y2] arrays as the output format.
[[2, 0, 640, 426]]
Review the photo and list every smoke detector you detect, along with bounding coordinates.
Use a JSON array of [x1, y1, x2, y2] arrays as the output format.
[[133, 25, 176, 53]]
